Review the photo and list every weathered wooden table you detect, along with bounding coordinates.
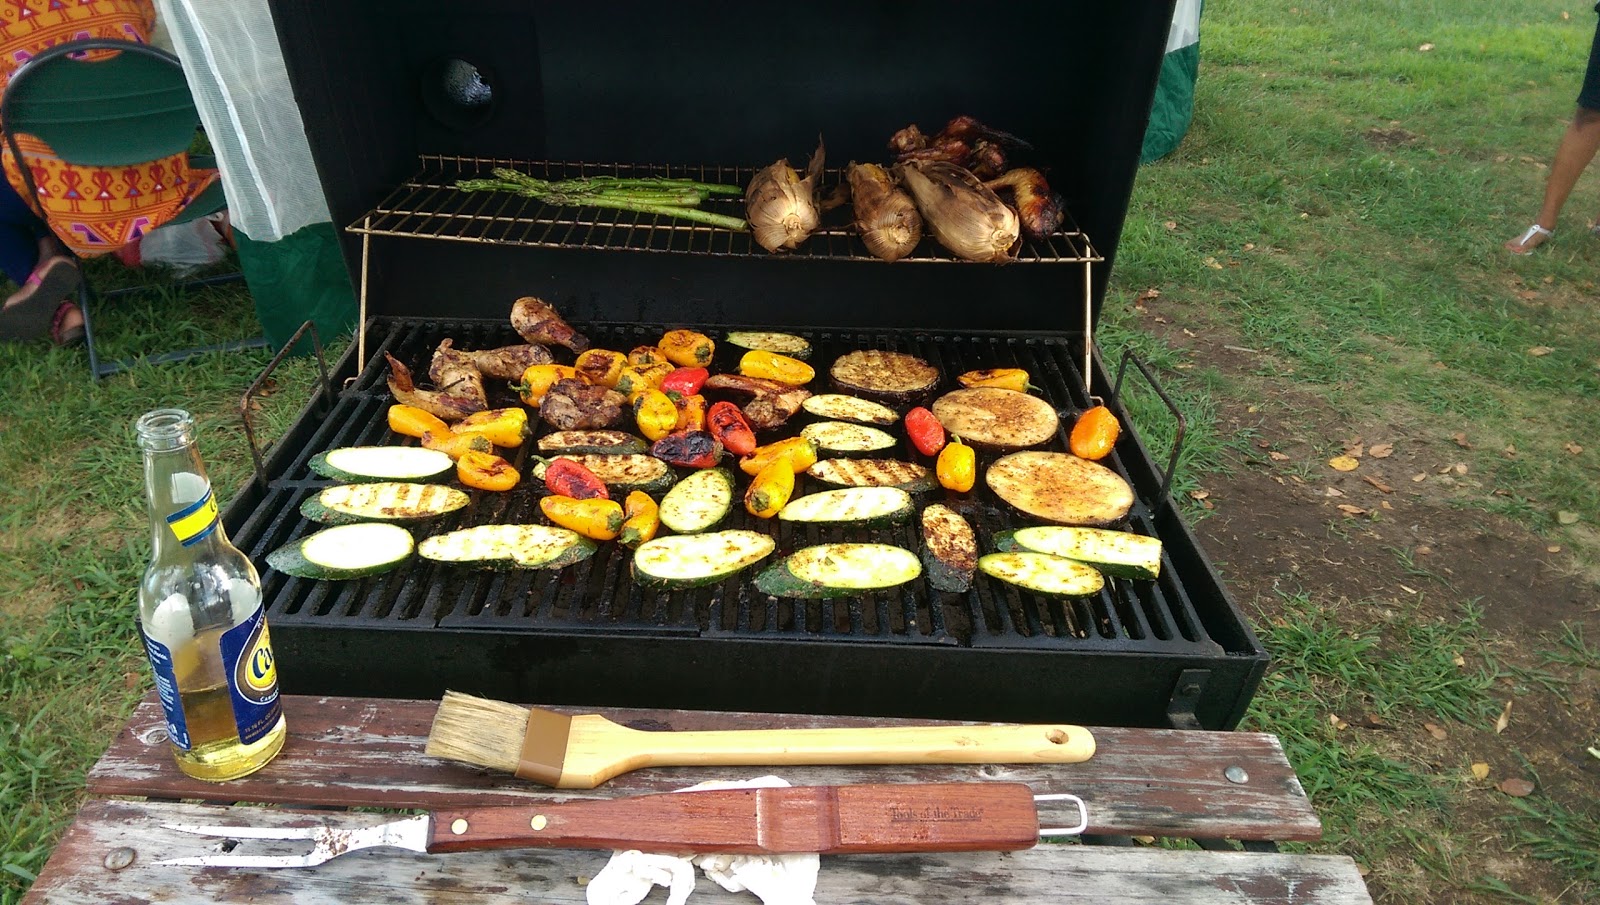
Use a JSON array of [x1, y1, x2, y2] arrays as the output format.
[[24, 694, 1372, 903]]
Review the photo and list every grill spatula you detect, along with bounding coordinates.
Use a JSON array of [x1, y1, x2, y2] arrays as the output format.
[[155, 782, 1088, 867]]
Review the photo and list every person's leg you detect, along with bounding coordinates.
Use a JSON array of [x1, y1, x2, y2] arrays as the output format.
[[0, 176, 44, 284], [0, 177, 82, 342], [1508, 12, 1600, 252]]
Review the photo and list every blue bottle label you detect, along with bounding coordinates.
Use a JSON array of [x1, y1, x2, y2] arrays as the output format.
[[220, 605, 282, 745], [140, 631, 191, 751]]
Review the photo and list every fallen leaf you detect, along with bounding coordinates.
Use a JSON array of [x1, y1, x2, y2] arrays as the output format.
[[1242, 243, 1256, 251], [1503, 444, 1517, 457], [1198, 499, 1214, 510], [1418, 42, 1435, 51], [1255, 439, 1272, 449], [123, 671, 140, 690], [1189, 490, 1210, 500], [1247, 405, 1259, 413], [1369, 442, 1394, 458], [1324, 487, 1345, 497], [1132, 835, 1156, 845], [1344, 440, 1365, 457], [1436, 464, 1454, 474], [1452, 654, 1465, 667], [1399, 584, 1417, 594], [1516, 289, 1540, 301], [1557, 511, 1581, 525], [1453, 463, 1468, 475], [1330, 714, 1349, 730], [1547, 545, 1562, 553], [1202, 256, 1223, 270], [1471, 762, 1491, 780], [1329, 455, 1360, 472], [1424, 723, 1448, 740], [1136, 288, 1161, 302], [1163, 220, 1178, 231], [1412, 473, 1427, 482], [1528, 346, 1555, 357], [1337, 504, 1367, 516], [1452, 432, 1473, 449], [1494, 700, 1513, 734], [1183, 328, 1197, 337], [1416, 545, 1432, 555], [1380, 500, 1394, 510], [1566, 442, 1584, 455], [1363, 475, 1394, 493], [1498, 778, 1535, 797], [1564, 10, 1571, 19], [1269, 451, 1291, 462]]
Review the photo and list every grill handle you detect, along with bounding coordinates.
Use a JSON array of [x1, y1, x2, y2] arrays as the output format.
[[1111, 348, 1186, 505], [240, 320, 333, 495]]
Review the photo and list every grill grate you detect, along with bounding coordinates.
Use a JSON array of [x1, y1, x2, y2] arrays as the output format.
[[346, 155, 1102, 265], [235, 318, 1221, 659]]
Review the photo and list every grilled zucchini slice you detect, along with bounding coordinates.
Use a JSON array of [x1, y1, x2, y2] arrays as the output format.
[[829, 350, 940, 402], [631, 530, 776, 589], [801, 394, 899, 426], [536, 430, 649, 456], [533, 454, 676, 495], [300, 482, 469, 525], [724, 330, 812, 359], [755, 543, 923, 598], [806, 458, 936, 493], [266, 523, 414, 580], [308, 446, 454, 483], [417, 524, 596, 570], [986, 451, 1134, 526], [979, 552, 1106, 597], [800, 421, 898, 458], [778, 487, 913, 526], [994, 526, 1162, 580], [658, 468, 736, 534], [930, 387, 1059, 450], [921, 504, 977, 593]]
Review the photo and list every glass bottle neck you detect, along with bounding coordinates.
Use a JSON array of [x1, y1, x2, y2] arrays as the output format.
[[143, 441, 228, 560]]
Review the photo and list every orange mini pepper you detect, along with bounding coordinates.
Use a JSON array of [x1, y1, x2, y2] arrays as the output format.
[[672, 393, 708, 432], [540, 495, 624, 541], [388, 404, 450, 439], [936, 437, 976, 492], [957, 368, 1034, 393], [514, 364, 580, 406], [618, 491, 660, 548], [457, 450, 520, 492], [420, 429, 493, 461], [658, 329, 715, 368], [1069, 406, 1121, 461]]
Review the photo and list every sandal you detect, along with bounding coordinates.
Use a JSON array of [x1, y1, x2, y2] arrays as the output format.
[[0, 255, 81, 341], [1506, 224, 1553, 255], [50, 301, 84, 346]]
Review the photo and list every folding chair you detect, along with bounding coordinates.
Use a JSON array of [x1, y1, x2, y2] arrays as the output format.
[[1, 37, 263, 379]]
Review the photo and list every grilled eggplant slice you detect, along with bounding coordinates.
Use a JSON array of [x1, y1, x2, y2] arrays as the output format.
[[724, 331, 813, 360], [799, 421, 897, 458], [418, 524, 596, 570], [536, 430, 649, 456], [930, 387, 1059, 450], [658, 467, 736, 534], [631, 530, 776, 589], [994, 526, 1162, 580], [777, 487, 914, 526], [829, 350, 940, 402], [986, 451, 1134, 526], [267, 523, 414, 580], [300, 482, 469, 526], [806, 458, 936, 493], [755, 543, 923, 598], [533, 454, 676, 495], [921, 503, 977, 593], [979, 552, 1105, 598], [309, 446, 454, 483], [801, 394, 899, 426]]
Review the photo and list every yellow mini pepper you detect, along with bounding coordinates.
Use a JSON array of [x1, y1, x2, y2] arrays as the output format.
[[387, 404, 451, 439], [738, 350, 815, 386], [957, 368, 1033, 393], [936, 436, 976, 492], [574, 349, 628, 388], [618, 491, 660, 548], [457, 450, 520, 492], [659, 329, 715, 368], [633, 389, 679, 442], [738, 436, 818, 476], [420, 429, 493, 461], [540, 495, 624, 541], [615, 362, 673, 401], [744, 458, 795, 518], [455, 407, 530, 448], [514, 364, 580, 406], [628, 345, 669, 367]]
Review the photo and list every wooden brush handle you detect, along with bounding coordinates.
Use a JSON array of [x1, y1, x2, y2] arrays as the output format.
[[427, 782, 1040, 855], [559, 717, 1095, 787]]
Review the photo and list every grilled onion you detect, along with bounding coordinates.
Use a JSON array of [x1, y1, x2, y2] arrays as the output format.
[[746, 138, 826, 253], [846, 162, 922, 262], [895, 160, 1019, 263]]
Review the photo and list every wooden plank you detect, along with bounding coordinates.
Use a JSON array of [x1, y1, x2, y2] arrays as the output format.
[[25, 799, 1372, 905], [87, 694, 1319, 841]]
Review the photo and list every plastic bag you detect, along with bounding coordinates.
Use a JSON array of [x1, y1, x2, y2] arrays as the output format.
[[127, 214, 229, 274]]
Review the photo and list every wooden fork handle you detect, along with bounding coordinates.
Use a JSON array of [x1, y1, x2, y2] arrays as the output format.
[[427, 782, 1041, 855]]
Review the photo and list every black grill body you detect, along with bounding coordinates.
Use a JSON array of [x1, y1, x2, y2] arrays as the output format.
[[252, 0, 1269, 729]]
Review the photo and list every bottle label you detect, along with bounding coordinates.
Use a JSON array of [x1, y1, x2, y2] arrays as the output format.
[[140, 630, 192, 751], [220, 604, 282, 745], [166, 486, 219, 547]]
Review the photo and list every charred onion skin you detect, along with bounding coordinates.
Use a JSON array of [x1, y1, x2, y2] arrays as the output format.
[[983, 167, 1065, 241], [384, 352, 486, 422], [511, 295, 590, 353], [846, 163, 923, 262], [746, 138, 826, 253]]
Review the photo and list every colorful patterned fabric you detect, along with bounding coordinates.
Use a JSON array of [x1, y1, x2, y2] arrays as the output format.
[[0, 0, 213, 257]]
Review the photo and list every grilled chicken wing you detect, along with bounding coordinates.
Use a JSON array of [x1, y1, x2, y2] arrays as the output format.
[[384, 352, 486, 422], [442, 338, 553, 380], [511, 296, 590, 353], [704, 374, 811, 430], [427, 341, 489, 410], [983, 167, 1065, 240]]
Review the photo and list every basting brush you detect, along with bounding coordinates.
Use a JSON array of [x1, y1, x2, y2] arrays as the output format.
[[424, 691, 1095, 789]]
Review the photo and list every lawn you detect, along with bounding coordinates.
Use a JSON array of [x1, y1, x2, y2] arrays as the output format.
[[3, 2, 1599, 903]]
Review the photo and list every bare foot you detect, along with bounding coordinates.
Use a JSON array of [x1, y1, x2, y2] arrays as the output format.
[[1505, 224, 1553, 254]]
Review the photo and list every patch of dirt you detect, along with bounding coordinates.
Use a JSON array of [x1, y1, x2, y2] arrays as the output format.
[[1364, 127, 1418, 149], [1133, 304, 1600, 903]]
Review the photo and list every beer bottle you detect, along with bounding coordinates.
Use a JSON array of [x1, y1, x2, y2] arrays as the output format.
[[135, 408, 286, 780]]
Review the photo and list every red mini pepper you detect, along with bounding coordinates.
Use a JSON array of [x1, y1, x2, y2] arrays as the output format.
[[650, 430, 724, 469], [707, 401, 758, 456], [542, 457, 610, 500], [661, 366, 709, 396], [905, 407, 947, 456]]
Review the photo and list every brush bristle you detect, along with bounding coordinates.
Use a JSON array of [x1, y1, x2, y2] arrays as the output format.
[[424, 691, 530, 773]]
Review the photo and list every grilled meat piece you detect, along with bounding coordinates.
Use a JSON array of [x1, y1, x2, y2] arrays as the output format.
[[427, 340, 489, 410], [384, 352, 486, 422], [444, 338, 553, 379], [511, 296, 590, 353], [934, 115, 1033, 152], [703, 373, 811, 430], [540, 378, 626, 431], [983, 167, 1065, 240], [890, 116, 1030, 175], [888, 123, 927, 155]]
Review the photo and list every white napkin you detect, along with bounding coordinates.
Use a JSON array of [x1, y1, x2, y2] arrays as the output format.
[[585, 776, 821, 905]]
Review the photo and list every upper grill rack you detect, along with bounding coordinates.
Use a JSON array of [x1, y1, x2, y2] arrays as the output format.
[[346, 155, 1102, 264], [234, 318, 1221, 659]]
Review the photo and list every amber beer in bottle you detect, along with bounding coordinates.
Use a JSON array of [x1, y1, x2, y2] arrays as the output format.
[[136, 409, 285, 780]]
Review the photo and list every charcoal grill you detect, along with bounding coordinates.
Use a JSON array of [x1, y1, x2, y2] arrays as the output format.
[[246, 0, 1267, 729]]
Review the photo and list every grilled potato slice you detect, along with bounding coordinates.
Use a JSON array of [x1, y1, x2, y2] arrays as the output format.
[[930, 387, 1058, 450], [829, 350, 939, 402], [986, 451, 1134, 526]]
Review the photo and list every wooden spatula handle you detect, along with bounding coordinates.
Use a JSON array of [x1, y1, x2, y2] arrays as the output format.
[[427, 782, 1041, 855], [633, 723, 1096, 769]]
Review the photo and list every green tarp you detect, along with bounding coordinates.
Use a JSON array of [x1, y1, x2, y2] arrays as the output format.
[[1142, 0, 1202, 164], [236, 222, 357, 354]]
